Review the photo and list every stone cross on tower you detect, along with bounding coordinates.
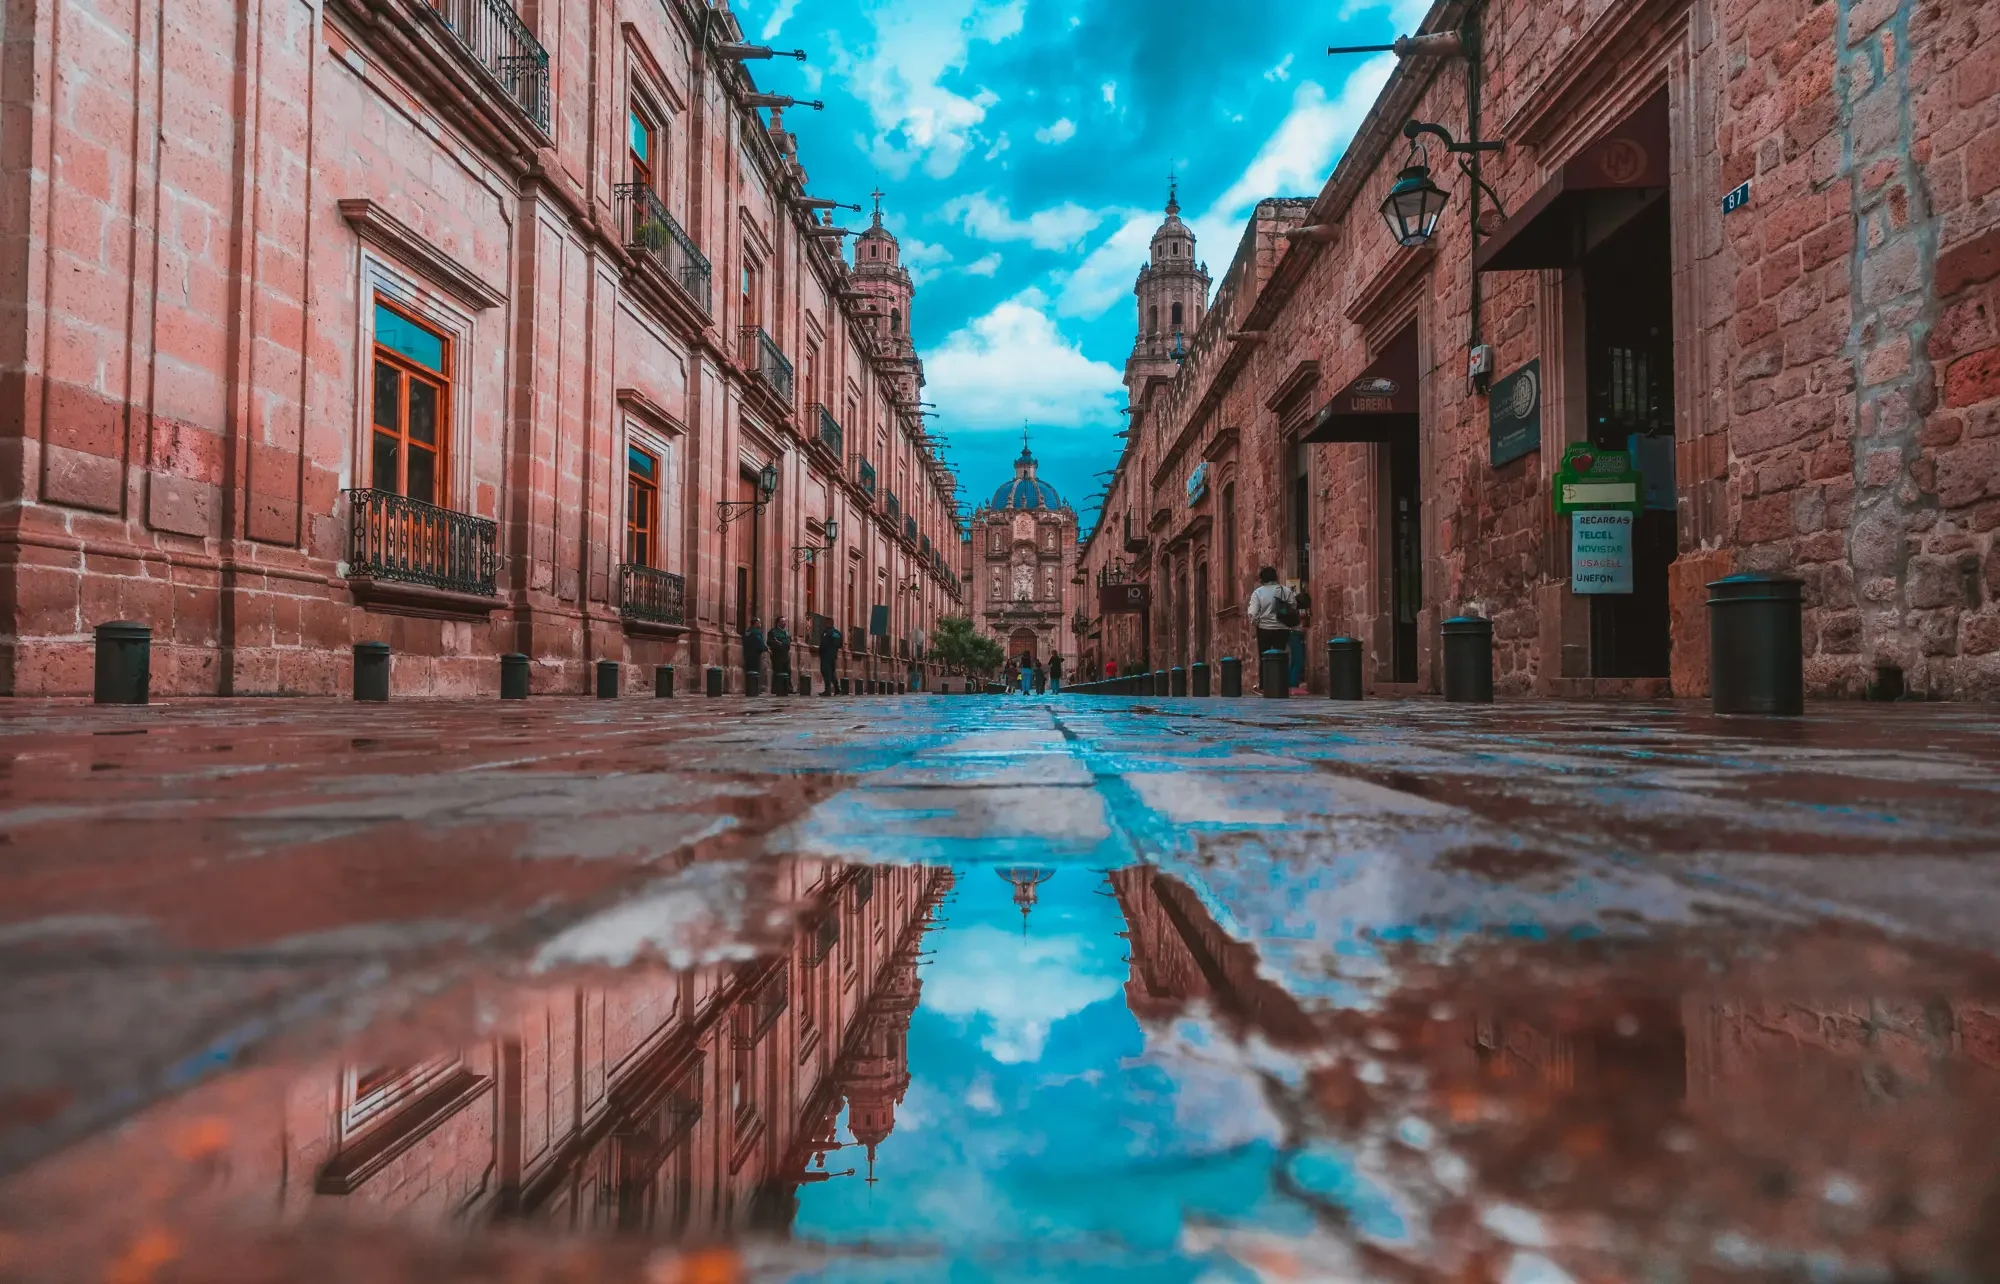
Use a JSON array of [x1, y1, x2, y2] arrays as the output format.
[[870, 187, 885, 226]]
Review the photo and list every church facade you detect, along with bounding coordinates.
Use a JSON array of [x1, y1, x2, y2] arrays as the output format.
[[967, 442, 1079, 666]]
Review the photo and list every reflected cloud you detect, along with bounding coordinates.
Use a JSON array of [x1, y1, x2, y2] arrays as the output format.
[[920, 922, 1123, 1063]]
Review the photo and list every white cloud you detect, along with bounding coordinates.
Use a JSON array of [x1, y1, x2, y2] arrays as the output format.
[[1338, 0, 1433, 30], [1033, 117, 1076, 145], [1100, 81, 1117, 106], [1263, 53, 1294, 82], [964, 252, 1002, 277], [758, 0, 800, 39], [1209, 66, 1392, 216], [1052, 208, 1156, 319], [900, 235, 954, 285], [940, 192, 1106, 251], [920, 289, 1126, 432], [919, 923, 1123, 1063], [833, 0, 1025, 179]]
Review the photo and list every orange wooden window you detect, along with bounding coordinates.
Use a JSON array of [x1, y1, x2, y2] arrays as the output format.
[[629, 105, 655, 191], [626, 444, 659, 566], [370, 300, 449, 505]]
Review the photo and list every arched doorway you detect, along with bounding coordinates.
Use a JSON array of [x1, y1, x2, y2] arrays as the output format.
[[1008, 629, 1038, 660]]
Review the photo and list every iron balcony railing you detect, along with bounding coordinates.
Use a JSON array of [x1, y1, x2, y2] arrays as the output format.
[[426, 0, 550, 133], [904, 515, 918, 543], [856, 457, 876, 499], [614, 183, 711, 315], [618, 563, 687, 626], [730, 961, 789, 1050], [740, 326, 794, 405], [345, 488, 498, 595], [849, 627, 868, 655], [884, 490, 901, 523], [812, 403, 843, 459], [921, 534, 932, 558]]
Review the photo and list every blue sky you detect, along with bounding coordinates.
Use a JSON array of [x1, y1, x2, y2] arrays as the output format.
[[732, 0, 1428, 534]]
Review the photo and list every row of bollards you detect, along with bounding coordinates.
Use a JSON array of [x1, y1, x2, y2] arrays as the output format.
[[87, 575, 1808, 714]]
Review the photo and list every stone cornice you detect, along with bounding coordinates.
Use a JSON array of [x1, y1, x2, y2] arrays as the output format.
[[338, 199, 506, 310]]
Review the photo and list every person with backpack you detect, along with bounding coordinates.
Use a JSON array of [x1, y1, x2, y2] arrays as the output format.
[[1246, 567, 1299, 694], [1047, 651, 1064, 694], [816, 620, 842, 695]]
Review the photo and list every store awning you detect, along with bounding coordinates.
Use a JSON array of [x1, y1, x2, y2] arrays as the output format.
[[1474, 90, 1670, 274], [1300, 326, 1418, 444]]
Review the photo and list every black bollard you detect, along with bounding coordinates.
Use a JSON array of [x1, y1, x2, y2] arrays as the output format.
[[1146, 671, 1162, 697], [500, 652, 530, 700], [656, 665, 675, 698], [1326, 637, 1363, 700], [353, 641, 390, 702], [1441, 616, 1494, 703], [1259, 649, 1290, 698], [774, 671, 792, 696], [840, 678, 851, 695], [595, 660, 620, 698], [745, 669, 763, 697], [705, 665, 724, 697], [1170, 667, 1188, 697], [93, 621, 151, 705], [1708, 574, 1804, 716], [1218, 656, 1243, 697], [1191, 661, 1211, 697], [796, 672, 810, 696]]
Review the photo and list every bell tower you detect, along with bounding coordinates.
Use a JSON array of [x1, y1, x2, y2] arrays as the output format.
[[1124, 178, 1210, 405], [850, 189, 923, 405]]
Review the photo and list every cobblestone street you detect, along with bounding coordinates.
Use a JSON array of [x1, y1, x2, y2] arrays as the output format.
[[2, 692, 1999, 1282]]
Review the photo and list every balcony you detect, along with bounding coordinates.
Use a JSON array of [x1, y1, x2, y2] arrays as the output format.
[[730, 961, 789, 1049], [614, 183, 711, 315], [426, 0, 550, 133], [904, 514, 918, 543], [884, 489, 901, 523], [855, 456, 877, 500], [739, 326, 794, 406], [849, 627, 868, 655], [811, 403, 843, 460], [618, 563, 687, 627], [345, 488, 498, 596]]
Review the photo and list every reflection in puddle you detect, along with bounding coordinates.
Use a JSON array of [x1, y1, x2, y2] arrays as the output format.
[[7, 859, 2000, 1281]]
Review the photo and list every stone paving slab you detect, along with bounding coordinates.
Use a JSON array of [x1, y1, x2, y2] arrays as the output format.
[[0, 693, 1997, 1282]]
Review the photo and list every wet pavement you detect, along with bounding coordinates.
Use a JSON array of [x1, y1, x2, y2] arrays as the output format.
[[2, 693, 1999, 1282]]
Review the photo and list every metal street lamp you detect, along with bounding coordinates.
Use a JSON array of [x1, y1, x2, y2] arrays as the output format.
[[719, 462, 780, 531], [1378, 121, 1503, 249], [791, 517, 837, 567]]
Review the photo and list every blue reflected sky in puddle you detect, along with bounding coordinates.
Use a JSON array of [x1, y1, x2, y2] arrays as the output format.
[[790, 864, 1316, 1282]]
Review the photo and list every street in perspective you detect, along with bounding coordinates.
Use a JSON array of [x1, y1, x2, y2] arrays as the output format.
[[3, 0, 2000, 1281]]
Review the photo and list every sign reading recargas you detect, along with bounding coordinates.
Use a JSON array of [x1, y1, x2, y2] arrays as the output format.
[[1571, 509, 1634, 595]]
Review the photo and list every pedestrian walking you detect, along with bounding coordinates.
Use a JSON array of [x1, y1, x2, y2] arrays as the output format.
[[1033, 656, 1048, 695], [742, 620, 767, 691], [1246, 567, 1298, 694], [816, 621, 842, 695], [1019, 654, 1034, 696], [769, 616, 793, 689], [1048, 652, 1064, 694], [1105, 659, 1118, 679]]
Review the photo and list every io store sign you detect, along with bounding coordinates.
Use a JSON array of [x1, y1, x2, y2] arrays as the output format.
[[1570, 510, 1633, 594]]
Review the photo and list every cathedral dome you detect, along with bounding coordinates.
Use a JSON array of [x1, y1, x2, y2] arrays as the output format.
[[990, 439, 1062, 510]]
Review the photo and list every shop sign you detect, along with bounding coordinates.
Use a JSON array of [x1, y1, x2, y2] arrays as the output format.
[[1571, 510, 1634, 594], [1186, 460, 1209, 507], [869, 603, 889, 636], [1488, 359, 1541, 467], [1099, 582, 1150, 615], [1551, 443, 1642, 515]]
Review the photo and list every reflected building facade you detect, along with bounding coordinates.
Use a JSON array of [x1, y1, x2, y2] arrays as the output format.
[[285, 862, 949, 1239]]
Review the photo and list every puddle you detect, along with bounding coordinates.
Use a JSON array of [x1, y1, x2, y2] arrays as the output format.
[[5, 854, 2000, 1283]]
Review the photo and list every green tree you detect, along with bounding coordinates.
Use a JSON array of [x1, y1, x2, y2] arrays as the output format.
[[932, 614, 1003, 675]]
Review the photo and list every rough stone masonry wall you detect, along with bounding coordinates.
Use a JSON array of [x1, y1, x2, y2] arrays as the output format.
[[1730, 0, 2000, 699]]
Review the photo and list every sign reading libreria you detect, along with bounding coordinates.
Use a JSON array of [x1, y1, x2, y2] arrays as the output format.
[[1571, 509, 1634, 594]]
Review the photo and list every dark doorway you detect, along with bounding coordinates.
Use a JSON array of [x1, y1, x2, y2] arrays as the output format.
[[1174, 559, 1190, 667], [733, 473, 763, 635], [1583, 197, 1675, 678], [1388, 432, 1422, 683], [1290, 450, 1310, 582], [1193, 561, 1211, 662]]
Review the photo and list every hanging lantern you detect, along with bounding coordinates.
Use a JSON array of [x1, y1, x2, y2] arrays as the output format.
[[758, 461, 780, 500], [1381, 161, 1450, 248]]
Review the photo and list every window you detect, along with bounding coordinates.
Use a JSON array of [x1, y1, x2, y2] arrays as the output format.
[[890, 308, 900, 334], [1171, 301, 1183, 327], [1148, 304, 1158, 335], [741, 259, 762, 327], [1221, 482, 1237, 605], [370, 300, 449, 505], [629, 105, 656, 190], [626, 444, 659, 566]]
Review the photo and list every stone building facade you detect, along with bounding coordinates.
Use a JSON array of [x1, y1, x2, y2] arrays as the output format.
[[967, 439, 1079, 666], [1079, 0, 2000, 700], [0, 0, 964, 696]]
